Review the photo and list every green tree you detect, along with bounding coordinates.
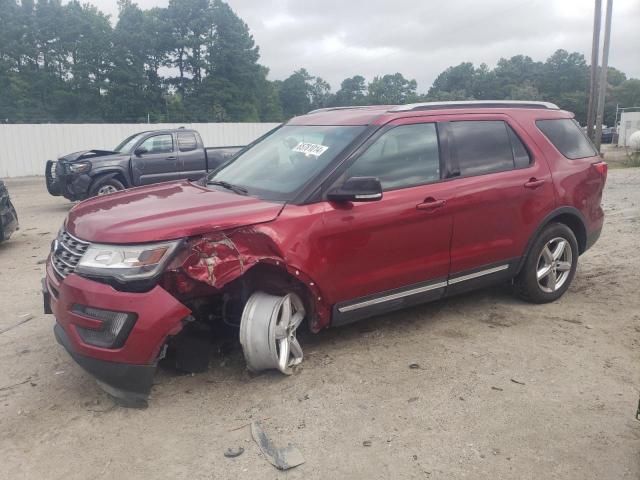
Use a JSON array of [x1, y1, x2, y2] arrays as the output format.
[[368, 73, 417, 104], [540, 49, 589, 99], [494, 55, 543, 97], [104, 0, 164, 122], [309, 77, 333, 109], [190, 0, 267, 121], [335, 75, 367, 106], [428, 62, 476, 98], [278, 68, 313, 118]]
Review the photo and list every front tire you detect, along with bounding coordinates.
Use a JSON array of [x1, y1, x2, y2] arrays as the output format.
[[89, 176, 125, 197], [514, 223, 578, 303]]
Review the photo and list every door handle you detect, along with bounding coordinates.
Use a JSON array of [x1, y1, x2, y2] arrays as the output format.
[[524, 178, 545, 189], [166, 156, 177, 161], [416, 198, 446, 211]]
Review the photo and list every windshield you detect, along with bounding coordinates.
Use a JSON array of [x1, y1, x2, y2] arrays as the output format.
[[114, 133, 145, 153], [206, 125, 366, 201]]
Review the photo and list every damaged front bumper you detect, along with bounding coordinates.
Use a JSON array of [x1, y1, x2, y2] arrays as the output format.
[[45, 160, 92, 201], [53, 324, 156, 407], [44, 262, 191, 406]]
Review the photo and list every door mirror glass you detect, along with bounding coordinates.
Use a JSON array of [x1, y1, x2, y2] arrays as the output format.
[[327, 176, 383, 202], [134, 146, 148, 156]]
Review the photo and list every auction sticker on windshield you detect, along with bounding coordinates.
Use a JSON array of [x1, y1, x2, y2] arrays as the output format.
[[292, 142, 329, 156]]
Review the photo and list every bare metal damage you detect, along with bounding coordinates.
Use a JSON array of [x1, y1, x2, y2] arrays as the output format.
[[178, 228, 330, 332]]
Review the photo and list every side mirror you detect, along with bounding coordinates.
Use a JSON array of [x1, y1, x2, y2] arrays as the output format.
[[134, 146, 148, 156], [327, 176, 383, 202]]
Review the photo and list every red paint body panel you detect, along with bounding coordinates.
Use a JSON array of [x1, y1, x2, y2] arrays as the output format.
[[438, 112, 556, 273], [47, 262, 191, 364], [66, 180, 283, 243], [47, 104, 607, 369], [316, 185, 452, 301]]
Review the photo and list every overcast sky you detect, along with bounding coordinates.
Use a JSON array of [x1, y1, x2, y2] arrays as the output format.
[[89, 0, 640, 91]]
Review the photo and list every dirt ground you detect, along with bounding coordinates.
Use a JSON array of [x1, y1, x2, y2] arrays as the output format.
[[0, 171, 639, 480]]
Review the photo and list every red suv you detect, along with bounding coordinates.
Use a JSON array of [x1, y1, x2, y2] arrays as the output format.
[[43, 101, 607, 406]]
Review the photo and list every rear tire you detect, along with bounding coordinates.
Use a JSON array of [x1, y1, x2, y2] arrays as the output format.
[[89, 176, 125, 197], [514, 223, 578, 303]]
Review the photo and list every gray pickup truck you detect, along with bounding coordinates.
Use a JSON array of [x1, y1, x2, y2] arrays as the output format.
[[45, 128, 243, 201]]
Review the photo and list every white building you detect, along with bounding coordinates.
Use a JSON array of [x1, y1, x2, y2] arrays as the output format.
[[618, 111, 640, 147]]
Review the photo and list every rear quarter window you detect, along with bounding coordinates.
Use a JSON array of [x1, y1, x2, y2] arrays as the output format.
[[450, 120, 526, 176], [536, 119, 598, 159]]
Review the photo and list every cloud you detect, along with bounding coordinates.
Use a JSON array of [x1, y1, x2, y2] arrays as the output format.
[[84, 0, 640, 91]]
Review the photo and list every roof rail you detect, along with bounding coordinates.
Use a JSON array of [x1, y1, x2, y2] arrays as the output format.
[[390, 100, 559, 112], [306, 105, 391, 114]]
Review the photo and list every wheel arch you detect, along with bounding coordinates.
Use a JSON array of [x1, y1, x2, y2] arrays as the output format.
[[237, 262, 320, 328], [179, 231, 331, 333], [517, 207, 587, 274], [89, 169, 130, 189]]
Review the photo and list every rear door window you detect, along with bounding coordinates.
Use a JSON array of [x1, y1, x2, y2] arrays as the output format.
[[345, 123, 440, 190], [536, 119, 598, 159], [449, 120, 531, 176], [178, 132, 198, 152]]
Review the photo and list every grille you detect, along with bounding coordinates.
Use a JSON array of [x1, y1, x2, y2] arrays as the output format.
[[51, 229, 90, 278]]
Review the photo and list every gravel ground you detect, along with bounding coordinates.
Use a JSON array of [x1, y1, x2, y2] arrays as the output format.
[[0, 171, 639, 479]]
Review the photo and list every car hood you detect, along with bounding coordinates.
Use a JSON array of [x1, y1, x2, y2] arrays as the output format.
[[66, 181, 285, 244], [59, 150, 123, 163]]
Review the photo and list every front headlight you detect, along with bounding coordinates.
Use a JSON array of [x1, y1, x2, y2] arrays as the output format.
[[76, 240, 181, 281], [68, 161, 91, 174]]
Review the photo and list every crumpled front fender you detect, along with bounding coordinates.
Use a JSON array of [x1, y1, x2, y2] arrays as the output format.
[[180, 228, 331, 332]]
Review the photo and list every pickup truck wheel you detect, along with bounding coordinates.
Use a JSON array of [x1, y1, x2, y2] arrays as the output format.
[[90, 177, 125, 197], [239, 291, 305, 375], [514, 223, 578, 303]]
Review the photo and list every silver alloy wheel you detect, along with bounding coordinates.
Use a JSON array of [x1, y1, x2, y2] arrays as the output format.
[[97, 184, 119, 196], [536, 237, 573, 293], [239, 291, 305, 375]]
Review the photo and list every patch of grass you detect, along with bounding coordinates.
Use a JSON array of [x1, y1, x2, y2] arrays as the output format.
[[624, 152, 640, 168]]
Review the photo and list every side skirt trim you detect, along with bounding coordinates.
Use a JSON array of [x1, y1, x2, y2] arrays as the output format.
[[332, 261, 517, 326], [448, 264, 509, 285], [338, 281, 447, 313]]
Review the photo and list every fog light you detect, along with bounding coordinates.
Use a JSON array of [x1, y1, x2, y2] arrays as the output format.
[[72, 305, 137, 348]]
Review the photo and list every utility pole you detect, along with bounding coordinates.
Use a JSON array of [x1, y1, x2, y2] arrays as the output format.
[[594, 0, 613, 152], [587, 0, 602, 141]]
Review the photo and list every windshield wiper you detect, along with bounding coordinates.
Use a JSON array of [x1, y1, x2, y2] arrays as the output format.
[[206, 180, 248, 195]]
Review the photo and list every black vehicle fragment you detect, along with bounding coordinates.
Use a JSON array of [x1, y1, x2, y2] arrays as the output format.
[[0, 180, 19, 243]]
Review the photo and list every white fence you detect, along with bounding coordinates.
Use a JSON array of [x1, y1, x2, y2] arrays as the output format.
[[0, 122, 280, 178]]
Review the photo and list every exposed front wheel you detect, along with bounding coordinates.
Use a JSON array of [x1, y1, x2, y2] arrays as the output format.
[[89, 176, 125, 197], [515, 223, 579, 303], [239, 292, 305, 374]]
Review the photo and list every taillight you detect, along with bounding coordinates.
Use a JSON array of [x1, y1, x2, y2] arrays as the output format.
[[592, 161, 608, 181]]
